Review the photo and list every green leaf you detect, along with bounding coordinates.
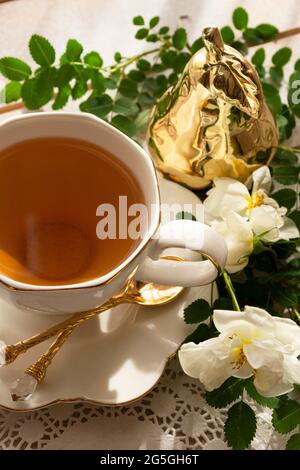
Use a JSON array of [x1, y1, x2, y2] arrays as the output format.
[[206, 378, 245, 409], [52, 84, 71, 110], [213, 297, 233, 310], [221, 26, 234, 44], [138, 92, 155, 107], [174, 52, 191, 74], [134, 109, 150, 130], [119, 78, 138, 98], [295, 59, 300, 71], [72, 80, 87, 99], [272, 47, 292, 67], [66, 39, 83, 61], [289, 210, 300, 230], [113, 97, 139, 116], [146, 33, 158, 43], [286, 433, 300, 450], [183, 299, 212, 324], [84, 51, 103, 68], [137, 59, 151, 71], [274, 149, 298, 165], [80, 94, 113, 118], [265, 268, 300, 283], [114, 52, 122, 63], [251, 48, 265, 67], [273, 400, 300, 434], [161, 50, 177, 68], [149, 16, 159, 28], [271, 189, 297, 210], [59, 52, 68, 65], [147, 35, 159, 43], [159, 26, 169, 35], [175, 211, 196, 221], [2, 81, 21, 103], [172, 28, 187, 50], [157, 74, 170, 91], [72, 63, 85, 82], [111, 115, 137, 137], [128, 69, 145, 82], [21, 79, 39, 109], [232, 7, 248, 30], [29, 34, 55, 66], [245, 380, 280, 409], [278, 116, 293, 134], [0, 57, 31, 81], [190, 38, 203, 54], [256, 65, 266, 79], [270, 66, 283, 87], [272, 287, 298, 308], [252, 237, 272, 255], [135, 28, 148, 40], [168, 72, 178, 85], [256, 23, 278, 40], [144, 78, 159, 94], [133, 16, 144, 26], [232, 40, 249, 54], [91, 71, 106, 95], [279, 105, 296, 140], [21, 77, 52, 109], [243, 28, 263, 46], [272, 239, 298, 260], [55, 63, 75, 87], [273, 166, 299, 185], [184, 323, 212, 345], [262, 82, 282, 117], [36, 66, 56, 92], [225, 402, 256, 450]]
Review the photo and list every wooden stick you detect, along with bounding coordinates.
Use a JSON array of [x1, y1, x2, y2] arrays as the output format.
[[1, 27, 300, 115], [0, 101, 24, 114]]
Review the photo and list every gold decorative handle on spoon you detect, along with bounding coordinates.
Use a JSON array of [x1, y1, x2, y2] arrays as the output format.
[[2, 275, 184, 367], [11, 328, 74, 401], [9, 281, 185, 400], [4, 294, 125, 365]]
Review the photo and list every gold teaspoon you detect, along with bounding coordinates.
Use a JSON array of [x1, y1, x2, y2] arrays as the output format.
[[8, 279, 184, 401]]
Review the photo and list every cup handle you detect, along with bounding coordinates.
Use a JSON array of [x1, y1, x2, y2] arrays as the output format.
[[135, 220, 228, 287]]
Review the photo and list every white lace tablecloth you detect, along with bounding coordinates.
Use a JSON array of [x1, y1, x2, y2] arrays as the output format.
[[0, 0, 299, 451], [0, 356, 293, 450]]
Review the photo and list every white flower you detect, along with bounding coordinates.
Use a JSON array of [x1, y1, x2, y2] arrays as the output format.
[[210, 211, 253, 273], [179, 306, 300, 397], [204, 166, 299, 242]]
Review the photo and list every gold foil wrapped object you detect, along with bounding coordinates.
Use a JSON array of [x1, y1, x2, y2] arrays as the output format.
[[147, 26, 278, 189]]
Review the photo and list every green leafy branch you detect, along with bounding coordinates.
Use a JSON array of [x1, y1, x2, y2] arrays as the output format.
[[1, 7, 300, 143]]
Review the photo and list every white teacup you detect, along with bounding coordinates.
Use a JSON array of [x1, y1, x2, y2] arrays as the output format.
[[0, 112, 227, 314]]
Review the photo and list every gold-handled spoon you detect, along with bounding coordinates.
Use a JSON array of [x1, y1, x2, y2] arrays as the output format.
[[5, 277, 184, 401]]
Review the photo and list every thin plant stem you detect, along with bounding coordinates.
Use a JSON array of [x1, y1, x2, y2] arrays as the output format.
[[209, 282, 214, 326], [276, 144, 300, 154], [70, 44, 167, 75], [222, 271, 241, 312]]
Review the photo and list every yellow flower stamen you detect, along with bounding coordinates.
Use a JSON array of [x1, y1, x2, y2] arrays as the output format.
[[231, 346, 247, 369], [247, 192, 265, 210]]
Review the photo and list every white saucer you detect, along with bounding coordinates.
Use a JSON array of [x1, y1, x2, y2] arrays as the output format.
[[0, 175, 216, 410]]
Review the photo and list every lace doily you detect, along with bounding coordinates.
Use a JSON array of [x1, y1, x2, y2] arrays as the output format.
[[0, 357, 289, 450]]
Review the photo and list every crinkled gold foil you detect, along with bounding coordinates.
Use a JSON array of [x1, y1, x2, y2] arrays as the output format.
[[147, 26, 278, 189]]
